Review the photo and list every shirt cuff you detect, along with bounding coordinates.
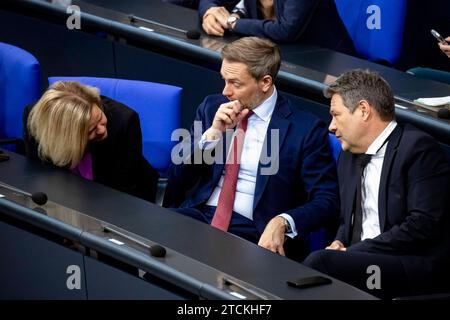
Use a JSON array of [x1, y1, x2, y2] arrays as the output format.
[[278, 213, 298, 238], [199, 131, 221, 150]]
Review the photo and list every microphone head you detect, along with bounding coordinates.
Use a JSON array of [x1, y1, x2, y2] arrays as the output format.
[[186, 29, 200, 40], [31, 192, 48, 206], [437, 108, 450, 119], [149, 244, 166, 257]]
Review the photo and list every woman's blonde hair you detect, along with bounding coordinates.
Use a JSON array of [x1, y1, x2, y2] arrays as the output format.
[[28, 81, 102, 168]]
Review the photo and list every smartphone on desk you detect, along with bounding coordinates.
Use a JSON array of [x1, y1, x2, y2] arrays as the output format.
[[431, 29, 448, 44], [287, 275, 332, 289]]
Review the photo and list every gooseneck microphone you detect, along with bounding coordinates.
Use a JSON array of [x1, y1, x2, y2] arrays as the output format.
[[103, 224, 167, 258], [437, 108, 450, 119], [31, 192, 48, 206], [128, 14, 200, 40], [0, 182, 48, 206], [149, 245, 167, 258], [185, 29, 201, 40]]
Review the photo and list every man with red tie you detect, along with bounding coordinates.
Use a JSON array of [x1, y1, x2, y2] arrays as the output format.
[[165, 37, 339, 260]]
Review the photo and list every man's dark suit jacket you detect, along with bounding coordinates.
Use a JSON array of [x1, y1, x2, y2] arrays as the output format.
[[199, 0, 355, 54], [23, 97, 159, 202], [337, 124, 450, 284], [165, 93, 339, 237]]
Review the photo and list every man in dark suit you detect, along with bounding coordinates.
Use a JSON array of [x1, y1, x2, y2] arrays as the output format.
[[303, 69, 450, 299], [23, 81, 159, 202], [199, 0, 354, 54], [165, 37, 339, 259]]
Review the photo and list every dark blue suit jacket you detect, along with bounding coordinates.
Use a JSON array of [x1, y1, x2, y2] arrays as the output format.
[[199, 0, 354, 53], [166, 93, 339, 237], [337, 124, 450, 282]]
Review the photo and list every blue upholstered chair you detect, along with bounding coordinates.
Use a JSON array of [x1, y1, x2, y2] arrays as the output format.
[[48, 77, 182, 177], [407, 67, 450, 86], [308, 133, 341, 252], [0, 42, 41, 151], [335, 0, 407, 65], [328, 132, 342, 163]]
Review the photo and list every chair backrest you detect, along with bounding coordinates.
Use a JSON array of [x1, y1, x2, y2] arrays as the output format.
[[335, 0, 407, 65], [328, 132, 341, 162], [48, 77, 182, 175], [308, 133, 342, 252], [0, 42, 41, 140]]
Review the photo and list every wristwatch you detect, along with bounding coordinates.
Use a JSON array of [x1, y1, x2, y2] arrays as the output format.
[[284, 218, 292, 234], [231, 8, 246, 18], [227, 15, 239, 30]]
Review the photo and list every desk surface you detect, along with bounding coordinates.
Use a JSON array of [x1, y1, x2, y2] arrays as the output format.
[[76, 0, 450, 93], [0, 151, 376, 300], [8, 0, 447, 143]]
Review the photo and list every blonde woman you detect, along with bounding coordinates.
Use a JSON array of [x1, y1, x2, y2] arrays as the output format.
[[23, 81, 158, 202]]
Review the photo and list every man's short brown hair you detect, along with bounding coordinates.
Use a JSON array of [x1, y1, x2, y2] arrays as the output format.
[[324, 69, 395, 121], [221, 37, 281, 81]]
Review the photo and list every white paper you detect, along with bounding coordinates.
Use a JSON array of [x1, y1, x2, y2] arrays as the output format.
[[414, 96, 450, 107]]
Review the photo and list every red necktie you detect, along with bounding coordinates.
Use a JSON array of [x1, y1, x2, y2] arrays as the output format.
[[211, 111, 253, 231]]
